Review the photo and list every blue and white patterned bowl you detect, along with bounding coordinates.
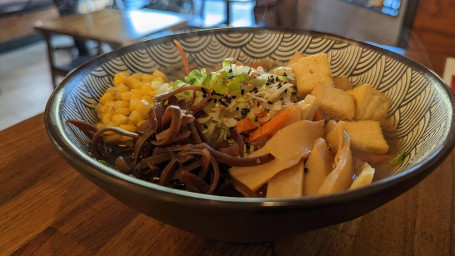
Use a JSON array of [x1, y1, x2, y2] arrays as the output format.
[[45, 27, 455, 242]]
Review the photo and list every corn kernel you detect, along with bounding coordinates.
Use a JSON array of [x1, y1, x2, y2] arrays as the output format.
[[141, 95, 154, 103], [140, 83, 153, 94], [112, 114, 128, 124], [115, 83, 129, 93], [121, 91, 132, 101], [97, 111, 104, 119], [131, 88, 141, 95], [102, 113, 112, 124], [153, 70, 167, 82], [113, 100, 129, 109], [113, 71, 129, 86], [125, 76, 141, 89], [131, 72, 143, 81], [100, 103, 114, 114], [129, 98, 140, 111], [136, 100, 150, 116], [99, 92, 114, 104], [141, 73, 156, 83], [115, 107, 131, 115], [119, 124, 137, 132], [151, 80, 163, 90], [106, 87, 116, 95], [129, 110, 143, 123]]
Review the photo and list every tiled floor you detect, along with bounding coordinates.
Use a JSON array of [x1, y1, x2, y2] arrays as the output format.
[[0, 40, 55, 131]]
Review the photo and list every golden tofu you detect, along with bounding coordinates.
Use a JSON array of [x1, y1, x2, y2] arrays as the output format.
[[286, 52, 306, 66], [344, 120, 389, 154], [312, 84, 355, 120], [289, 53, 334, 96], [332, 76, 353, 91], [349, 84, 392, 121]]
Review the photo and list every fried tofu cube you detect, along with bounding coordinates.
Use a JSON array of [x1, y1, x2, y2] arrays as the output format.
[[311, 84, 355, 120], [344, 120, 389, 154], [286, 52, 306, 66], [349, 84, 392, 121], [332, 76, 353, 91], [289, 53, 334, 96]]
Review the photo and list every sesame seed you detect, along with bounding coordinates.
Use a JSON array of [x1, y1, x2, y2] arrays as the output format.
[[242, 108, 250, 113]]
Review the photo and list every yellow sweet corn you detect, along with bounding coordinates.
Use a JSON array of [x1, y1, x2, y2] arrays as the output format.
[[113, 71, 129, 86], [141, 74, 156, 83], [95, 70, 172, 141]]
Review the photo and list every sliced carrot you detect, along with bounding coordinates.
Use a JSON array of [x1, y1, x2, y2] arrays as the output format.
[[173, 40, 190, 75], [313, 109, 323, 121], [254, 110, 268, 118], [248, 59, 272, 69], [235, 61, 243, 66], [236, 118, 258, 134], [247, 107, 294, 143]]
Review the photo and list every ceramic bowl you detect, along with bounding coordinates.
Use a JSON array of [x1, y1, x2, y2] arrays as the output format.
[[45, 27, 455, 242]]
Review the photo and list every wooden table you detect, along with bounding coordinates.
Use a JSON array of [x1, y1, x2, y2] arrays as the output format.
[[34, 8, 188, 87], [1, 59, 454, 256]]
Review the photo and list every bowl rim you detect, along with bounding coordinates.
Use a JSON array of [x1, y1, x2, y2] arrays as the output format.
[[45, 27, 455, 208]]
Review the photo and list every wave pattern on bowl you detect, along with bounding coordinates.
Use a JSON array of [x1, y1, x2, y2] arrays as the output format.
[[59, 29, 452, 177]]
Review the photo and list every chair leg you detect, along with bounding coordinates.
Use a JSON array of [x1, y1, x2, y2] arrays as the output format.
[[42, 33, 58, 87], [226, 1, 231, 25]]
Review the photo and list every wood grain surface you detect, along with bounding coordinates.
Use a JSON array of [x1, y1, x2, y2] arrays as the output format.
[[409, 0, 455, 57], [0, 103, 454, 255], [2, 7, 455, 253], [0, 7, 59, 44], [34, 8, 187, 47]]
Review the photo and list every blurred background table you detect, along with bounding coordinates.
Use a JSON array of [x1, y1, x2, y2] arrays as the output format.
[[0, 49, 453, 255], [34, 8, 187, 86]]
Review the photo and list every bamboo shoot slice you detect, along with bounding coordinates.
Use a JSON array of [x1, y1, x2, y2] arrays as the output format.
[[229, 120, 324, 191], [326, 121, 346, 165], [266, 161, 305, 198], [318, 133, 354, 194], [298, 94, 318, 120], [303, 138, 333, 196], [349, 162, 375, 190]]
